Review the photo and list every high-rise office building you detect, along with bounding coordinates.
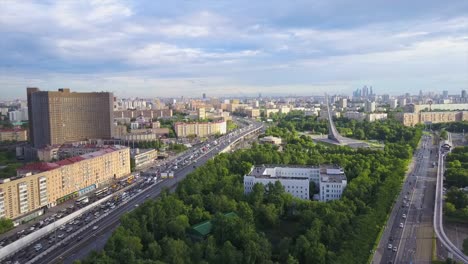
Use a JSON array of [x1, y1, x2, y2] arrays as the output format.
[[462, 90, 467, 99], [27, 88, 114, 148]]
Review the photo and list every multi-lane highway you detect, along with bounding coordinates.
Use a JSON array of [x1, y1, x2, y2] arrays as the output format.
[[18, 121, 263, 264], [373, 134, 436, 264]]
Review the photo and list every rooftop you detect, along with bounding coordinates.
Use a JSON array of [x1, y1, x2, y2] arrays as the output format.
[[19, 146, 127, 173], [190, 212, 237, 237], [0, 128, 26, 133]]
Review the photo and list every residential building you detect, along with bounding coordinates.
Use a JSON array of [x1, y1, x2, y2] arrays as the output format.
[[7, 108, 28, 121], [113, 109, 173, 119], [365, 101, 376, 113], [245, 108, 260, 118], [27, 88, 114, 148], [344, 111, 366, 121], [174, 120, 226, 138], [130, 148, 158, 168], [396, 111, 468, 126], [337, 98, 347, 109], [367, 113, 388, 122], [243, 165, 347, 202], [198, 108, 206, 120], [0, 146, 130, 220], [389, 99, 398, 109], [0, 129, 28, 142]]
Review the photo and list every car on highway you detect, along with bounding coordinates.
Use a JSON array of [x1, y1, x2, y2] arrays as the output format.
[[399, 222, 404, 228], [34, 243, 42, 252], [402, 214, 407, 219], [392, 246, 397, 252], [92, 225, 99, 230], [57, 233, 65, 239], [387, 243, 392, 249]]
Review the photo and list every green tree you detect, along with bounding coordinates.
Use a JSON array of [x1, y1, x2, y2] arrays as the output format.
[[0, 218, 13, 234]]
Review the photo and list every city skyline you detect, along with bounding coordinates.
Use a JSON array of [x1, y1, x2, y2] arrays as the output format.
[[1, 0, 467, 99]]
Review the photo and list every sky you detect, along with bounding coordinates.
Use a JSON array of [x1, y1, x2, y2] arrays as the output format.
[[0, 0, 467, 99]]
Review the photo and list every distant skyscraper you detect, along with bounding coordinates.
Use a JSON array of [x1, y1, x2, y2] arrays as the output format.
[[27, 88, 114, 148], [369, 86, 373, 96], [462, 90, 467, 98], [443, 90, 449, 98], [202, 93, 206, 99], [362, 86, 369, 97]]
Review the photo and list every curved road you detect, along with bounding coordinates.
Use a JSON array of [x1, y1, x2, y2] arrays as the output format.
[[434, 145, 468, 264]]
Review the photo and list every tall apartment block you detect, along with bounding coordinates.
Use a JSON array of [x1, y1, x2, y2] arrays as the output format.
[[27, 88, 114, 148]]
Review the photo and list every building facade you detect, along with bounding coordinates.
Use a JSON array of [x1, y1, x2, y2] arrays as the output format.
[[0, 129, 28, 142], [0, 146, 130, 220], [174, 120, 227, 138], [130, 148, 158, 168], [243, 165, 347, 202], [397, 111, 468, 126], [27, 88, 114, 148], [113, 109, 173, 119]]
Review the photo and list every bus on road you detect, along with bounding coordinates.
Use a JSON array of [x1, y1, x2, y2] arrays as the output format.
[[76, 196, 89, 206]]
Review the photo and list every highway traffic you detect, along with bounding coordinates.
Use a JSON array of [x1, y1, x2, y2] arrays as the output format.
[[1, 120, 263, 264], [374, 134, 436, 264]]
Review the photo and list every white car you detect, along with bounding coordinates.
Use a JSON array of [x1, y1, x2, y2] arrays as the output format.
[[402, 214, 407, 219], [387, 243, 392, 249], [92, 225, 99, 230], [399, 223, 404, 228]]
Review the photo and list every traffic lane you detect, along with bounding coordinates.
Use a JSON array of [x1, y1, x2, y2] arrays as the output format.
[[37, 127, 262, 264], [47, 156, 212, 263], [388, 138, 433, 263], [382, 156, 427, 262], [40, 181, 173, 264]]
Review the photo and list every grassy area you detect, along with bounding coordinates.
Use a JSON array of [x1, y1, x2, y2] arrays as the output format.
[[432, 234, 438, 262], [227, 120, 238, 132], [0, 150, 22, 179]]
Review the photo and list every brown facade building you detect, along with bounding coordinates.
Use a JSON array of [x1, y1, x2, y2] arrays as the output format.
[[27, 88, 114, 148], [0, 146, 130, 220]]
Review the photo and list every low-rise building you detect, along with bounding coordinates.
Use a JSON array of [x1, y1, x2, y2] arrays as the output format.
[[0, 146, 130, 220], [174, 120, 226, 138], [130, 148, 158, 168], [243, 165, 347, 202], [259, 136, 282, 145], [367, 113, 388, 122], [245, 108, 260, 118], [0, 129, 28, 141], [344, 111, 366, 121]]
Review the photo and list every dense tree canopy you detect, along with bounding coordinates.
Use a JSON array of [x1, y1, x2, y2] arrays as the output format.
[[444, 146, 468, 222], [78, 114, 421, 264]]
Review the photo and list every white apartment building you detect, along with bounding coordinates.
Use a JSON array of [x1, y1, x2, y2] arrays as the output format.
[[244, 165, 347, 202]]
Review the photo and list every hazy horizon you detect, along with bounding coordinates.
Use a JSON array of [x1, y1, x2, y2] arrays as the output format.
[[1, 0, 467, 99]]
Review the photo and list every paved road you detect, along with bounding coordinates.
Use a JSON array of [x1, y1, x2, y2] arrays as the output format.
[[394, 135, 436, 264], [29, 122, 263, 264], [434, 134, 468, 263], [373, 134, 436, 264]]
